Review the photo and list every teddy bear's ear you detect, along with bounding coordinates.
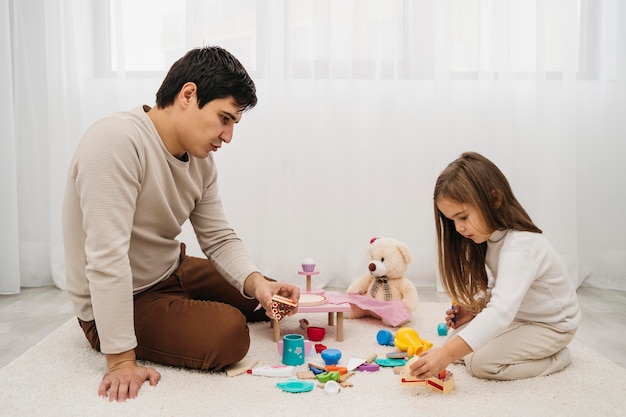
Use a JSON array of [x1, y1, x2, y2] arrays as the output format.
[[396, 241, 413, 264]]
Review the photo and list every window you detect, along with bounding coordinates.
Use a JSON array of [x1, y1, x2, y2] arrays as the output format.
[[94, 0, 613, 80], [94, 0, 258, 76]]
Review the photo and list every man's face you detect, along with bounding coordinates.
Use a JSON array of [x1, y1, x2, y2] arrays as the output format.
[[177, 95, 242, 159]]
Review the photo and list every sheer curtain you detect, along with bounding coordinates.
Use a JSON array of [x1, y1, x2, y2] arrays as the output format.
[[2, 0, 625, 295]]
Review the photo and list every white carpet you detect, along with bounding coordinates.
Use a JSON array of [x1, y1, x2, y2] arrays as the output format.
[[1, 302, 625, 417]]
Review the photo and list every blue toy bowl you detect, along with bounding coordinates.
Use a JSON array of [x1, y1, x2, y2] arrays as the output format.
[[321, 348, 342, 365]]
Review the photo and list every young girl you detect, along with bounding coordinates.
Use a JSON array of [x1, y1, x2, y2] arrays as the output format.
[[410, 152, 581, 381]]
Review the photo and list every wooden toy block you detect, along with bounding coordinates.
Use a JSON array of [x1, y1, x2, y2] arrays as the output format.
[[400, 373, 428, 386], [400, 369, 455, 393], [399, 357, 455, 394], [425, 370, 455, 394], [296, 370, 316, 380], [225, 356, 258, 377]]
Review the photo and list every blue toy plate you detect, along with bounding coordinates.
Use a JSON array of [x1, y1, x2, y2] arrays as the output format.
[[276, 379, 315, 393], [375, 358, 407, 367]]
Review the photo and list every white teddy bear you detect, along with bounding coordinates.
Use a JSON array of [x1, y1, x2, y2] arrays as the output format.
[[346, 237, 419, 326]]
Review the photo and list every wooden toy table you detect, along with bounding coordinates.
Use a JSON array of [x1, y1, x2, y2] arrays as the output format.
[[271, 300, 351, 342]]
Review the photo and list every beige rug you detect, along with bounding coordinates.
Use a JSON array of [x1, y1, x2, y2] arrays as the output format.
[[1, 301, 625, 417]]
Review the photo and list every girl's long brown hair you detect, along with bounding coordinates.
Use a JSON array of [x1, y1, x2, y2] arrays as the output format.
[[434, 152, 541, 313]]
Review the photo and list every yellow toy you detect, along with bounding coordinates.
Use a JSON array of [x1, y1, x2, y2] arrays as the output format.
[[393, 327, 432, 357]]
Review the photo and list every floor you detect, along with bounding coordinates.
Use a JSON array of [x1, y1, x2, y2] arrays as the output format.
[[1, 285, 624, 370]]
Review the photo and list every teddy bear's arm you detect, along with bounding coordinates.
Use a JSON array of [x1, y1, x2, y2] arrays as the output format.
[[398, 279, 419, 311], [346, 275, 372, 294]]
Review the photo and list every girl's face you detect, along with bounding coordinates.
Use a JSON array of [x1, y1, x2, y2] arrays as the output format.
[[437, 197, 493, 244]]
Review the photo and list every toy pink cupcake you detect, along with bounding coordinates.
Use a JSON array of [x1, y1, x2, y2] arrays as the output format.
[[301, 257, 316, 272]]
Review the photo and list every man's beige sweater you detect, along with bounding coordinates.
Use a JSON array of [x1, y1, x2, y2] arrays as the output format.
[[62, 105, 257, 354]]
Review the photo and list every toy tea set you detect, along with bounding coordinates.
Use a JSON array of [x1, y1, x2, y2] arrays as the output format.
[[230, 247, 455, 395]]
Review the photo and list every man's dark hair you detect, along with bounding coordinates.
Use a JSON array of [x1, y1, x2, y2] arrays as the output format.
[[155, 46, 257, 111]]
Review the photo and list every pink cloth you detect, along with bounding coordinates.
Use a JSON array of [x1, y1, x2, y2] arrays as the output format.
[[325, 293, 412, 327]]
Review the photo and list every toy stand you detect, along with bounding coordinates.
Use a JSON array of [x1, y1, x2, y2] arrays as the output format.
[[270, 265, 350, 342], [298, 270, 324, 295], [271, 297, 351, 342]]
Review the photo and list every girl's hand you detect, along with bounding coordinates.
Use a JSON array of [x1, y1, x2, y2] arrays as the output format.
[[409, 348, 451, 380], [445, 304, 474, 329], [409, 337, 472, 380]]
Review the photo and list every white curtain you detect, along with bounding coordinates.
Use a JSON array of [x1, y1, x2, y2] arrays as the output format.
[[2, 0, 625, 295]]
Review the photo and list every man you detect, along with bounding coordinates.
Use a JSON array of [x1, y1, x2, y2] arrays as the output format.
[[62, 46, 300, 402]]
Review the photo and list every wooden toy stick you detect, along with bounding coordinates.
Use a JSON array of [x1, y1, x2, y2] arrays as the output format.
[[365, 353, 378, 363], [339, 372, 355, 383]]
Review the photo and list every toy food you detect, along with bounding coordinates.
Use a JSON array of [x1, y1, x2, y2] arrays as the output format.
[[270, 295, 297, 321]]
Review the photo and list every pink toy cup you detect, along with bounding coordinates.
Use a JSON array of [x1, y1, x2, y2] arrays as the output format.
[[307, 326, 326, 341]]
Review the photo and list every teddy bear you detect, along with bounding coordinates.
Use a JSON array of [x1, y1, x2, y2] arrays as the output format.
[[346, 237, 419, 326]]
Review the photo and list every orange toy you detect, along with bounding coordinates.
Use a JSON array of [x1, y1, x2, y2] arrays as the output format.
[[325, 365, 348, 375]]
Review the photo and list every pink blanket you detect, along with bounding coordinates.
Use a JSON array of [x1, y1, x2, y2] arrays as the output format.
[[325, 293, 412, 327]]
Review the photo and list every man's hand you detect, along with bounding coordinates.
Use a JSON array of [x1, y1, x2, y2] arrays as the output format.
[[244, 272, 301, 318], [100, 351, 161, 402]]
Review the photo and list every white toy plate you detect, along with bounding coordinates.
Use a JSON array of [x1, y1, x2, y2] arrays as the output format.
[[298, 293, 328, 306]]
